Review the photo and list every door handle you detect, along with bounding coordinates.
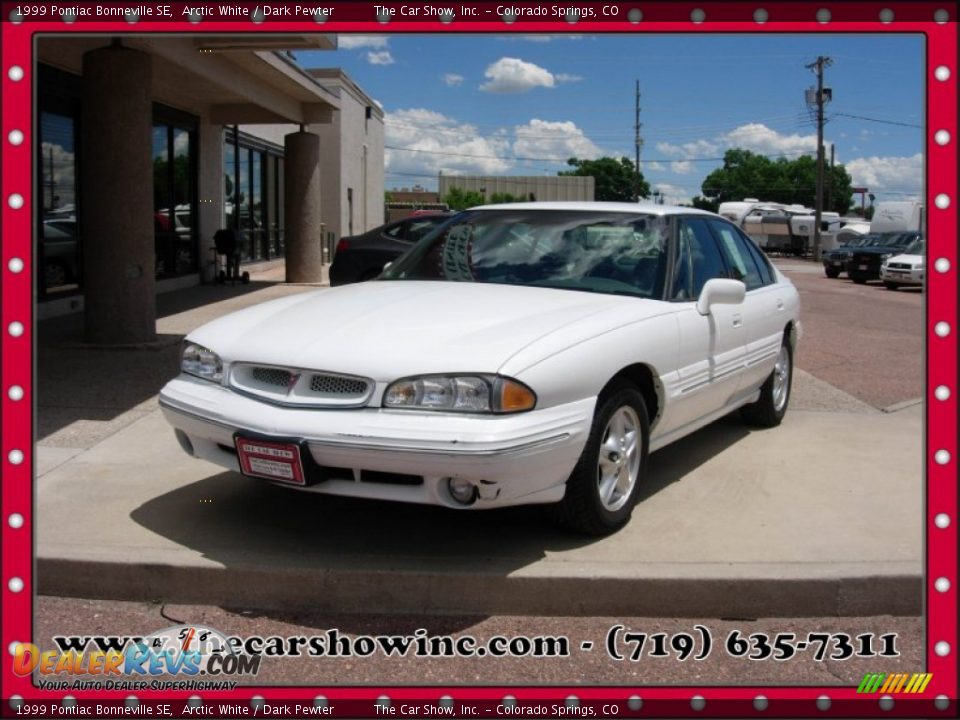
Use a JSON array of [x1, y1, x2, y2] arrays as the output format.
[[776, 299, 785, 311], [732, 314, 743, 328]]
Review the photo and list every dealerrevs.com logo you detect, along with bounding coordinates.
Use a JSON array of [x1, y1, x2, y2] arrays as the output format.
[[12, 625, 261, 691]]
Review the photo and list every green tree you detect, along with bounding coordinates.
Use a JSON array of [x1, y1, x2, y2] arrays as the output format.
[[443, 187, 487, 211], [700, 148, 854, 215], [489, 192, 523, 204], [690, 195, 719, 212], [559, 156, 650, 202]]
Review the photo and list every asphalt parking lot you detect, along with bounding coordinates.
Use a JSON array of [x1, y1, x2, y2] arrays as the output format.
[[31, 258, 926, 686]]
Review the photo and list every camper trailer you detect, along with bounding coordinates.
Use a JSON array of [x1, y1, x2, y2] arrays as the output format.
[[870, 201, 924, 234]]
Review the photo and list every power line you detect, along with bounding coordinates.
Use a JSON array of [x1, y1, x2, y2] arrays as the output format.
[[830, 112, 922, 129]]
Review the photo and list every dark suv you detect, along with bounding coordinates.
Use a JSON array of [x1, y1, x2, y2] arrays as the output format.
[[822, 234, 876, 278], [847, 232, 921, 284]]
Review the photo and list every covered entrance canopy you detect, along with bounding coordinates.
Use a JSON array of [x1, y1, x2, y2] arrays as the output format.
[[37, 35, 340, 343]]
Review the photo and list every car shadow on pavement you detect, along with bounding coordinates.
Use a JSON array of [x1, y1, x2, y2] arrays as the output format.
[[127, 413, 754, 625], [37, 281, 281, 442]]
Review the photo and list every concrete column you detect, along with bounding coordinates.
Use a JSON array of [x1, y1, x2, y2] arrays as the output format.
[[284, 131, 322, 283], [79, 44, 155, 344]]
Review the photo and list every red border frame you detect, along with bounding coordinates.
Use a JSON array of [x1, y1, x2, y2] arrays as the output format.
[[1, 2, 956, 717]]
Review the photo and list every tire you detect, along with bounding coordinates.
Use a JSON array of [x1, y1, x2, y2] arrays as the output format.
[[553, 384, 650, 536], [851, 275, 868, 284], [741, 338, 793, 428], [884, 281, 899, 291], [824, 267, 840, 279]]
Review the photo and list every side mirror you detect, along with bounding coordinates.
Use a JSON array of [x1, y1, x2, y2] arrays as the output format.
[[383, 261, 393, 271], [696, 278, 746, 315]]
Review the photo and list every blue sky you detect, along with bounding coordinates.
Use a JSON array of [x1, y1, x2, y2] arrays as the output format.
[[299, 33, 923, 206]]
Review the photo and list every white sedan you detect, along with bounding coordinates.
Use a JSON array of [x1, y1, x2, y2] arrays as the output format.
[[160, 202, 800, 535]]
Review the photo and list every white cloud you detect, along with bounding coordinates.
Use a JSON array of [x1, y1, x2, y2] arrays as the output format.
[[512, 119, 603, 161], [845, 153, 923, 193], [655, 138, 719, 159], [480, 57, 557, 93], [385, 108, 512, 178], [338, 35, 389, 49], [443, 73, 464, 87], [554, 73, 583, 83], [367, 51, 394, 66], [670, 160, 694, 174], [641, 161, 665, 172], [720, 123, 817, 157]]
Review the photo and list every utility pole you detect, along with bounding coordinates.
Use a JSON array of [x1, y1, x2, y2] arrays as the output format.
[[806, 56, 832, 260], [827, 143, 835, 213], [634, 80, 643, 202]]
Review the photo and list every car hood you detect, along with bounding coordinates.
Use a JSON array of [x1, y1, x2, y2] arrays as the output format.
[[189, 281, 670, 380], [885, 252, 923, 265]]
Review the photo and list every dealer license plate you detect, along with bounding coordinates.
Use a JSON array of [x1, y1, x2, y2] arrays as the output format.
[[235, 437, 306, 485]]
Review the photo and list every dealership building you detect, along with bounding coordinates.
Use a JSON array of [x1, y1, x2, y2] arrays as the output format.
[[35, 35, 384, 343]]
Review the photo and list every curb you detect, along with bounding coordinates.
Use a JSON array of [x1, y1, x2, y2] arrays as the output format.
[[39, 558, 922, 618]]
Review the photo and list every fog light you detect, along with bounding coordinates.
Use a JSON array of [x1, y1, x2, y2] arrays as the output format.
[[446, 477, 477, 506]]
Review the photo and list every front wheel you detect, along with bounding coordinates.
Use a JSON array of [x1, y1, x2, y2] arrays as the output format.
[[554, 385, 649, 536], [851, 274, 868, 284], [884, 281, 899, 291], [741, 339, 793, 428], [824, 267, 840, 279]]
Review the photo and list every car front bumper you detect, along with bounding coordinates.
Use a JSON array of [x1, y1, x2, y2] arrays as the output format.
[[880, 266, 923, 285], [159, 375, 595, 509]]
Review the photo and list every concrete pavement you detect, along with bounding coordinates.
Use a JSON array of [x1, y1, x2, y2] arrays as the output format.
[[36, 273, 923, 617]]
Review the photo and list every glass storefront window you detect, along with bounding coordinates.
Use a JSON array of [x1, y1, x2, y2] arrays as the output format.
[[39, 111, 81, 296], [224, 139, 236, 231], [153, 118, 197, 279], [223, 129, 285, 263]]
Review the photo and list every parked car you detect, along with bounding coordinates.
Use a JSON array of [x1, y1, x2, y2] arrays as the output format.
[[41, 219, 80, 290], [848, 231, 921, 284], [822, 234, 877, 278], [160, 203, 800, 535], [329, 213, 454, 286], [880, 237, 925, 290]]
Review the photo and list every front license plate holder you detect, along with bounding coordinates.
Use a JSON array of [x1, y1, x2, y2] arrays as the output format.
[[234, 434, 314, 486]]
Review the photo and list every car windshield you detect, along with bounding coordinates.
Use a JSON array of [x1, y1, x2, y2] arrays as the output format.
[[381, 209, 670, 299], [903, 238, 925, 255]]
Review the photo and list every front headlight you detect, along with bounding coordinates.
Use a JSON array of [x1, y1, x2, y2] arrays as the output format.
[[181, 342, 223, 382], [383, 374, 536, 414], [880, 253, 892, 260]]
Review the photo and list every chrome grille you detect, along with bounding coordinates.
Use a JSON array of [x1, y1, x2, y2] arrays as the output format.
[[252, 367, 292, 387], [310, 374, 369, 396], [888, 263, 912, 270]]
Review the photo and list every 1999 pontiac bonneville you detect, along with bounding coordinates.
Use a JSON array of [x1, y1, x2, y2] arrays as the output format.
[[160, 203, 800, 535]]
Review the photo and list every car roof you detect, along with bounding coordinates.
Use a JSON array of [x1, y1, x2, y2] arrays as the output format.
[[470, 201, 720, 217]]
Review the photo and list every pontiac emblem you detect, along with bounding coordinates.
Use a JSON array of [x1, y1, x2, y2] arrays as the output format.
[[287, 372, 301, 394]]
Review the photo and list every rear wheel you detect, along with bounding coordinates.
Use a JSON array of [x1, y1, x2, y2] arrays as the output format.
[[824, 267, 840, 279], [554, 384, 649, 536], [741, 338, 792, 428], [851, 274, 868, 284]]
